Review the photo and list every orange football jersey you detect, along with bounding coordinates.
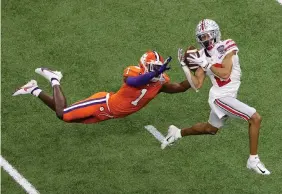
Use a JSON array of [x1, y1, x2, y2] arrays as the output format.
[[108, 66, 170, 118]]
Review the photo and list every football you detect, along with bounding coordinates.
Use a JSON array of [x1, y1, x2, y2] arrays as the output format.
[[183, 46, 200, 72]]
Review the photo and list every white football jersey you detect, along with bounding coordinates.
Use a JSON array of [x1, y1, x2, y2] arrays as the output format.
[[200, 39, 241, 100], [200, 39, 241, 118]]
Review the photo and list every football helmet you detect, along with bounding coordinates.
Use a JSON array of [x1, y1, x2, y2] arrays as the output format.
[[139, 50, 165, 82], [195, 19, 221, 50]]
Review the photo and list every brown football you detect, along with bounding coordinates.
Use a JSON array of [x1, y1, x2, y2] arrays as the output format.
[[183, 46, 200, 72]]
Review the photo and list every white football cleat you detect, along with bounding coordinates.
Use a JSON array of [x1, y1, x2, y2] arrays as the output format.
[[247, 159, 271, 175], [35, 68, 63, 82], [161, 125, 181, 150], [12, 80, 38, 96]]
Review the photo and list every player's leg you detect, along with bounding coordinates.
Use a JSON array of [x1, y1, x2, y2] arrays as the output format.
[[37, 88, 68, 113], [248, 112, 262, 155], [35, 68, 66, 119], [247, 113, 270, 175], [63, 92, 112, 124], [180, 123, 219, 136], [161, 111, 223, 149], [52, 85, 67, 118], [38, 91, 55, 111], [214, 97, 270, 175], [13, 79, 57, 111]]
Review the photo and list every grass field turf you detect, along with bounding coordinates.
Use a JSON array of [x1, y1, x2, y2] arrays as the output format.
[[2, 0, 282, 193]]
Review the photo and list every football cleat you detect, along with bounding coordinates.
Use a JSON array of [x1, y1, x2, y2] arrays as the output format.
[[35, 68, 63, 82], [12, 80, 38, 96], [161, 125, 181, 150], [247, 159, 271, 175]]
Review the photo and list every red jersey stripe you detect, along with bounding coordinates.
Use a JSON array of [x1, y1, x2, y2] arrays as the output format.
[[225, 43, 237, 51], [225, 39, 234, 45]]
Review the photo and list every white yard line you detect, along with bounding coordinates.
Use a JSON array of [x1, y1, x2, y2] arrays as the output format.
[[277, 0, 282, 5], [0, 155, 40, 194], [144, 125, 165, 143]]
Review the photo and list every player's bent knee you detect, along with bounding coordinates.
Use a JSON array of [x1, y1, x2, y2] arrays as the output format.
[[56, 113, 64, 121], [249, 112, 262, 124], [55, 109, 65, 120]]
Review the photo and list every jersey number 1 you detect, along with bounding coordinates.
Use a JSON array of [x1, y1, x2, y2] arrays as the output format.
[[131, 89, 147, 106]]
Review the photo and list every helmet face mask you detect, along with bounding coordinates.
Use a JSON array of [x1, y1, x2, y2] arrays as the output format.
[[139, 51, 164, 82], [148, 62, 162, 72], [195, 19, 221, 50]]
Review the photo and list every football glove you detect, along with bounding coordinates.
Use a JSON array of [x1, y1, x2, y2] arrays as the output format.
[[157, 56, 172, 74], [177, 48, 186, 67], [187, 53, 211, 71]]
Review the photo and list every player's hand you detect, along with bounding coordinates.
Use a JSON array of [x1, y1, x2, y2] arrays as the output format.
[[157, 56, 172, 74], [187, 54, 211, 71], [178, 48, 186, 67]]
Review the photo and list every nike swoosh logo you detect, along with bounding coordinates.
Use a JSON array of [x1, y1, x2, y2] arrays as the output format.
[[23, 86, 33, 91], [257, 165, 265, 173], [218, 55, 224, 59]]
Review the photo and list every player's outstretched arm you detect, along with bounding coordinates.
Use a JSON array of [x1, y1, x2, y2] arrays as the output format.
[[182, 66, 206, 90], [178, 48, 205, 91], [160, 80, 191, 93], [125, 71, 158, 87], [183, 66, 205, 90], [125, 57, 171, 88]]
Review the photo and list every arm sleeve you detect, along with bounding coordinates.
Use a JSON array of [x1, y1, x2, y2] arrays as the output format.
[[181, 65, 199, 92], [123, 66, 156, 87], [126, 72, 156, 87]]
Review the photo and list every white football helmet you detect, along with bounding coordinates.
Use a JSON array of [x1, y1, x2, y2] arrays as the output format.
[[195, 19, 221, 50]]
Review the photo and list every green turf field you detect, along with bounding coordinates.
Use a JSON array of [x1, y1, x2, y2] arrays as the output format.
[[2, 0, 282, 193]]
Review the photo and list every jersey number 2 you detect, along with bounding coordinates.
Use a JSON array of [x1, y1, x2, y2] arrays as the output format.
[[131, 89, 147, 106]]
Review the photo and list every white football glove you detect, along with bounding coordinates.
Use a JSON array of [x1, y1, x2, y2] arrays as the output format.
[[187, 53, 211, 71], [177, 48, 186, 67], [178, 48, 199, 92]]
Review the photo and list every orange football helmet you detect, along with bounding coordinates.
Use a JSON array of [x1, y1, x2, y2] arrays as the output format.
[[139, 50, 165, 82], [139, 50, 164, 74]]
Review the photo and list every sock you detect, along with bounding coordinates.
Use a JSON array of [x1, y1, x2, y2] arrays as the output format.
[[51, 78, 60, 87], [31, 87, 42, 97], [176, 129, 182, 138], [249, 154, 259, 161]]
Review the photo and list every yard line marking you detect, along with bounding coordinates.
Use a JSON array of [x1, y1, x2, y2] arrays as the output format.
[[0, 155, 40, 194], [144, 125, 165, 143]]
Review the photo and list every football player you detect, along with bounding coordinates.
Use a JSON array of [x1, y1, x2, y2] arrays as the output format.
[[161, 19, 270, 175], [13, 51, 190, 124]]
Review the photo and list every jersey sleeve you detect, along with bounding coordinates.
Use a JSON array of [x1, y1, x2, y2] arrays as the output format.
[[123, 66, 141, 77], [224, 39, 239, 55]]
